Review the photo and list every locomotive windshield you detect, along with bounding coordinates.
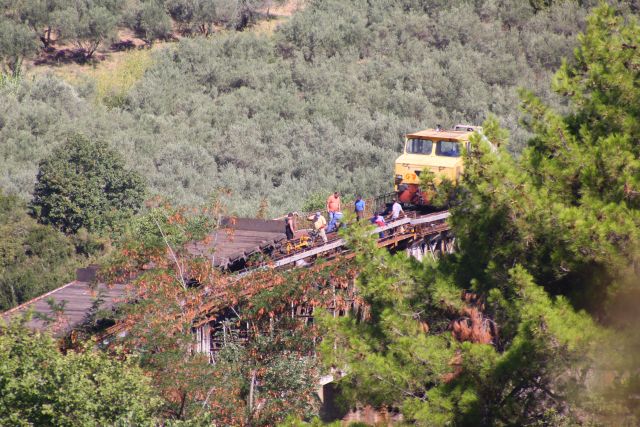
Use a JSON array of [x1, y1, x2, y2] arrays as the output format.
[[406, 138, 433, 155], [435, 140, 461, 157]]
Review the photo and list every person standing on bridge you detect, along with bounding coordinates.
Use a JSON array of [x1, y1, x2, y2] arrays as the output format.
[[285, 212, 296, 241], [354, 195, 365, 221], [313, 211, 328, 244], [390, 198, 405, 221], [371, 211, 386, 238], [326, 192, 341, 224]]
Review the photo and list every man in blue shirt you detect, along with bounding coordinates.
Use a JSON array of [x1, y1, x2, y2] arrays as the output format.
[[354, 196, 365, 221]]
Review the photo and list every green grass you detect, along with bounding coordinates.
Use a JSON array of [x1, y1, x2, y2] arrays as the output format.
[[92, 49, 154, 107]]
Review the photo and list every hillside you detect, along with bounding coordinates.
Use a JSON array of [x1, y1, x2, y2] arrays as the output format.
[[0, 0, 602, 216]]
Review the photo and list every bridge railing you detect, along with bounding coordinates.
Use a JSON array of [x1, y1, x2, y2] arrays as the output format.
[[271, 211, 451, 268]]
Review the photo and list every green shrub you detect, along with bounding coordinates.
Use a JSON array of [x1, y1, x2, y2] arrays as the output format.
[[0, 320, 160, 426], [0, 192, 83, 310]]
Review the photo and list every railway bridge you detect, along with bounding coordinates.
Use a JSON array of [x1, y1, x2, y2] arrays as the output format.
[[2, 201, 454, 340]]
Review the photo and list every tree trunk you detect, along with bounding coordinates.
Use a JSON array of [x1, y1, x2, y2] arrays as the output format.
[[177, 391, 188, 420], [9, 57, 22, 78], [45, 27, 52, 48], [85, 40, 101, 61]]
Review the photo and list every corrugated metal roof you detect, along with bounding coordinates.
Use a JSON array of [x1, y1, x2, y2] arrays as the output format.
[[185, 218, 286, 268], [1, 280, 127, 336], [2, 218, 286, 334]]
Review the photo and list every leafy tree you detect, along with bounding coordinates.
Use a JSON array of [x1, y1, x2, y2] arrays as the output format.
[[31, 134, 146, 233], [320, 219, 598, 425], [319, 221, 460, 419], [233, 0, 264, 30], [166, 0, 218, 35], [322, 4, 640, 425], [301, 191, 328, 213], [454, 3, 640, 308], [53, 0, 121, 60], [102, 203, 322, 425], [0, 18, 37, 76], [0, 320, 160, 426], [454, 3, 640, 422]]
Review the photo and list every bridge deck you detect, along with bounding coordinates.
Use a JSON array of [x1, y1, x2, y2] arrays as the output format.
[[271, 211, 450, 268]]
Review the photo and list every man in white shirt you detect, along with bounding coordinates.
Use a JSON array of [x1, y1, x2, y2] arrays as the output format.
[[391, 198, 404, 220]]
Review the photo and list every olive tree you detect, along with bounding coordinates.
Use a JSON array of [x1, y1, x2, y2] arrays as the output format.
[[0, 18, 37, 76], [166, 0, 218, 35], [13, 0, 64, 49], [53, 0, 120, 60], [137, 0, 172, 43]]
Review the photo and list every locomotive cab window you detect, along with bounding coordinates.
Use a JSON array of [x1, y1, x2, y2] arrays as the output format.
[[436, 140, 461, 157], [406, 139, 433, 155]]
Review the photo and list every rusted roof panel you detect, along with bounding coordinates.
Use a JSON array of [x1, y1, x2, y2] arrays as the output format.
[[221, 217, 286, 233], [186, 218, 286, 266]]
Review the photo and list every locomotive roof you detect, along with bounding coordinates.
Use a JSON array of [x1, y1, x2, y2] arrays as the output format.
[[406, 128, 475, 140]]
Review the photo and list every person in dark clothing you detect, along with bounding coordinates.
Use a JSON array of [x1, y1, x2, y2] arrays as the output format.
[[285, 212, 295, 240]]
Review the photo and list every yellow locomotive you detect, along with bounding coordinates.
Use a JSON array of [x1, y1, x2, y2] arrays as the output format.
[[394, 124, 481, 205]]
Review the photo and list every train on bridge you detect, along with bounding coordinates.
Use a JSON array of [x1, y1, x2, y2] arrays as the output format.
[[1, 124, 480, 424], [395, 124, 481, 205], [3, 124, 481, 337]]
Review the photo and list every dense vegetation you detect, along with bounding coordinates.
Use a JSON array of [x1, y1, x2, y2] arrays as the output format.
[[31, 133, 146, 233], [100, 202, 328, 425], [1, 0, 639, 426], [0, 0, 280, 65], [0, 133, 143, 311], [0, 0, 615, 216], [323, 4, 640, 425], [0, 320, 159, 426], [0, 193, 86, 311]]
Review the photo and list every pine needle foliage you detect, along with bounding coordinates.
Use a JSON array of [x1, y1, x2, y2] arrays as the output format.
[[322, 4, 640, 425]]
